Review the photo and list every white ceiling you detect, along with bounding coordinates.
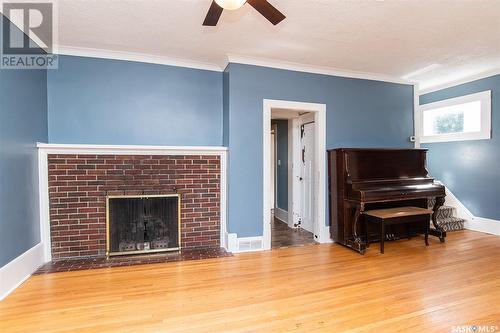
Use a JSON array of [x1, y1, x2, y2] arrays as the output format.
[[55, 0, 500, 91]]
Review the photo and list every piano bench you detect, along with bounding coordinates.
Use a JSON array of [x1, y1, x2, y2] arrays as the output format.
[[363, 206, 434, 254]]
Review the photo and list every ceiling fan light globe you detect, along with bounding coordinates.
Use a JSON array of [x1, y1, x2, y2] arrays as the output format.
[[214, 0, 247, 10]]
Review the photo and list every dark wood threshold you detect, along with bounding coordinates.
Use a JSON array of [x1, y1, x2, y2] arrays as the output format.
[[271, 217, 316, 249]]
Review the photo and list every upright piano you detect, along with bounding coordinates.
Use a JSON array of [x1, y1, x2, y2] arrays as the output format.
[[328, 148, 446, 254]]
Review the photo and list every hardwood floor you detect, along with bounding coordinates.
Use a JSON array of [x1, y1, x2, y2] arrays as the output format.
[[1, 230, 499, 333], [272, 217, 316, 248]]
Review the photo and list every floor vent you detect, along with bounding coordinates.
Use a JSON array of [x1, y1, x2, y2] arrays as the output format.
[[238, 237, 264, 252]]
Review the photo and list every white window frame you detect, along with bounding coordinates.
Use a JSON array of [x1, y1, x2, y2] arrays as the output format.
[[419, 90, 491, 143]]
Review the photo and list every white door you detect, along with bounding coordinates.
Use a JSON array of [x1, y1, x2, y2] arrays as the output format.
[[299, 122, 315, 233]]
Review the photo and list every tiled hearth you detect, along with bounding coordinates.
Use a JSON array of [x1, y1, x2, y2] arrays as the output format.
[[34, 248, 232, 274], [47, 152, 222, 260]]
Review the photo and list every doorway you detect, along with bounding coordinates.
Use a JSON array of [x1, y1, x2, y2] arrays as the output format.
[[263, 100, 328, 250]]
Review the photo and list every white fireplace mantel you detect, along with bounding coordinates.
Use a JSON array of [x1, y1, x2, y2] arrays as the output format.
[[36, 143, 228, 155]]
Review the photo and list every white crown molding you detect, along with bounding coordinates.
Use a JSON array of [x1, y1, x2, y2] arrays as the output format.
[[55, 45, 224, 72], [56, 46, 499, 92], [54, 46, 418, 85], [418, 68, 500, 95], [226, 54, 417, 85]]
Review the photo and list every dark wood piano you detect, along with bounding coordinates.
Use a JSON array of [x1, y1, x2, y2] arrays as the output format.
[[328, 148, 446, 254]]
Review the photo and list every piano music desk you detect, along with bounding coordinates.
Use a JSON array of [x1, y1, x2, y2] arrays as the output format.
[[364, 206, 433, 254]]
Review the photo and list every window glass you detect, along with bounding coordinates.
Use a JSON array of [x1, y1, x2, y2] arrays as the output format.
[[419, 90, 491, 143], [423, 101, 481, 136]]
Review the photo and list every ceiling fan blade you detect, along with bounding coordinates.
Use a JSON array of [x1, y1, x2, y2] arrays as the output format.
[[203, 1, 223, 26], [247, 0, 285, 25]]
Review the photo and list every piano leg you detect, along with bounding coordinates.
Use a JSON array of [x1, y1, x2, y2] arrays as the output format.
[[430, 196, 447, 243], [425, 218, 430, 246], [351, 203, 366, 254]]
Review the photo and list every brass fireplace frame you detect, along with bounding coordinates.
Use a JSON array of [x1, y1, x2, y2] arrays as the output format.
[[106, 194, 181, 257]]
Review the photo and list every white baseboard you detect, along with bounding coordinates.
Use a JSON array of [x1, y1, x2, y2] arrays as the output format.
[[226, 233, 238, 253], [319, 226, 334, 243], [0, 243, 45, 301], [225, 233, 264, 253], [444, 187, 499, 236], [444, 187, 474, 220], [465, 217, 500, 236], [274, 207, 288, 223]]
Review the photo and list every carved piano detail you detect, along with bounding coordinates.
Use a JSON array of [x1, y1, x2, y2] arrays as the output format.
[[328, 148, 446, 254]]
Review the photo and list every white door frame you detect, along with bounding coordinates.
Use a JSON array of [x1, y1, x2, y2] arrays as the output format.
[[263, 99, 328, 250]]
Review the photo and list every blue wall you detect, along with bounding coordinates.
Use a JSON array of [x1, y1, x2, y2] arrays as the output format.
[[272, 119, 288, 210], [47, 55, 223, 146], [0, 22, 48, 267], [420, 75, 500, 220], [223, 67, 230, 146], [226, 63, 414, 237], [43, 56, 415, 241]]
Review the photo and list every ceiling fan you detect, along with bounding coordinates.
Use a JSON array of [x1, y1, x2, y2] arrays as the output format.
[[203, 0, 286, 26]]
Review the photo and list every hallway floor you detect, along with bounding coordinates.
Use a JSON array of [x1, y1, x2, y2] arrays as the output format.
[[271, 217, 316, 248]]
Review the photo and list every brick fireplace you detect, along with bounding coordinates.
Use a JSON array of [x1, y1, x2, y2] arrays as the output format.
[[47, 153, 221, 260]]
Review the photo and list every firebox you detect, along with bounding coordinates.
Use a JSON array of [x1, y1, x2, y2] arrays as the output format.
[[106, 194, 181, 256]]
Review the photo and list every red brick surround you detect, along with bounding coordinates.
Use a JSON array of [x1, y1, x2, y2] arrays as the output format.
[[48, 154, 220, 260]]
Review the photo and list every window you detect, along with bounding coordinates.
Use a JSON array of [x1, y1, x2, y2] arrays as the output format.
[[419, 90, 491, 143]]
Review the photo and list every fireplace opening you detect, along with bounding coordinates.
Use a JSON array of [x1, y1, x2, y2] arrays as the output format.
[[106, 195, 180, 256]]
